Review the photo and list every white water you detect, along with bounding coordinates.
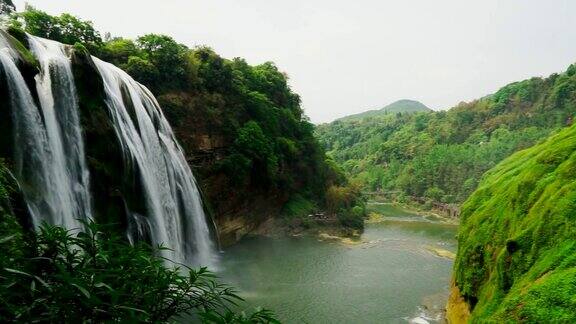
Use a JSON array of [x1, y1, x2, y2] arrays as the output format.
[[0, 33, 217, 268], [27, 35, 93, 230], [93, 57, 217, 268], [0, 35, 90, 231]]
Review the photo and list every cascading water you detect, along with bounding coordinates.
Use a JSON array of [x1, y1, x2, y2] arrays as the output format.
[[0, 34, 90, 231], [0, 32, 218, 268], [27, 35, 93, 229], [93, 58, 217, 268]]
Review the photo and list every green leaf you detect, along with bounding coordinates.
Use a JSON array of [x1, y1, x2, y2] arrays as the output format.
[[0, 234, 16, 244], [115, 305, 149, 314], [94, 282, 113, 291], [4, 268, 32, 277], [71, 283, 91, 299], [33, 275, 51, 290]]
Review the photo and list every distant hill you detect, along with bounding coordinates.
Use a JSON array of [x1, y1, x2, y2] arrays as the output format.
[[316, 62, 576, 204], [336, 99, 431, 122]]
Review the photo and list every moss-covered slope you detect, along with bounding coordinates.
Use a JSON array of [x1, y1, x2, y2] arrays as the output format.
[[453, 123, 576, 322]]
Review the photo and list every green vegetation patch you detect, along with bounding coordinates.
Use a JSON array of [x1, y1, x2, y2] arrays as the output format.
[[453, 123, 576, 322], [317, 64, 576, 205], [282, 194, 317, 219], [1, 28, 38, 68]]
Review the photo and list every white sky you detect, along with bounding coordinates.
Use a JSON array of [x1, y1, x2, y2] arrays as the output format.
[[12, 0, 576, 123]]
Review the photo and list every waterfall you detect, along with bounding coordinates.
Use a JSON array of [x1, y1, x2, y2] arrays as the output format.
[[93, 58, 217, 268], [27, 35, 93, 229], [0, 32, 218, 268], [0, 36, 90, 231]]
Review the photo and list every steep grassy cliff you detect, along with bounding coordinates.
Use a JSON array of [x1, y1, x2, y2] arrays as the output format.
[[451, 123, 576, 322]]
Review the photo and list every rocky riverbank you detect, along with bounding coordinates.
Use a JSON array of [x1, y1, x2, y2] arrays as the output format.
[[445, 282, 471, 324]]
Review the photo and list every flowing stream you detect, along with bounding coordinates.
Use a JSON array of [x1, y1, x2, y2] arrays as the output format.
[[221, 203, 457, 323], [0, 33, 217, 268]]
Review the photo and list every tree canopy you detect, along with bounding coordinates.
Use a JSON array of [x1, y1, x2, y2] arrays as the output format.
[[10, 5, 102, 50]]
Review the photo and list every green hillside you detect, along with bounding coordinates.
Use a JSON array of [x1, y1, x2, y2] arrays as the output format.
[[317, 64, 576, 204], [452, 121, 576, 322], [336, 99, 431, 122]]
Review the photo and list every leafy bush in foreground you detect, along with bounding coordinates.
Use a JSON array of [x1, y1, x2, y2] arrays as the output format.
[[0, 222, 278, 323]]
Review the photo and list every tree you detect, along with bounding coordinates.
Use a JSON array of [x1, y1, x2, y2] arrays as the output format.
[[10, 6, 102, 50], [234, 121, 278, 180], [124, 56, 160, 90], [99, 38, 139, 66], [136, 34, 190, 90]]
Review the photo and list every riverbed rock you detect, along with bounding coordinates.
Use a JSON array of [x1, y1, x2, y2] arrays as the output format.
[[445, 281, 470, 324]]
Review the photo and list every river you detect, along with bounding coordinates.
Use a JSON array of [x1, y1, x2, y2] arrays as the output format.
[[220, 203, 457, 323]]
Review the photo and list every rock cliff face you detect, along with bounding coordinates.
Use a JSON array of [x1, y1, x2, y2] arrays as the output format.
[[445, 282, 470, 324], [158, 93, 289, 246]]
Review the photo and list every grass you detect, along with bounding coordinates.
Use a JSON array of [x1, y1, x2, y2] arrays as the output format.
[[453, 123, 576, 322]]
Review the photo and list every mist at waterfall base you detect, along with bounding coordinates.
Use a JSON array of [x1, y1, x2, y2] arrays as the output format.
[[0, 32, 217, 268]]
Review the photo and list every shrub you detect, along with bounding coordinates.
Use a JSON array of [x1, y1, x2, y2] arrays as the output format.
[[424, 187, 445, 202], [281, 194, 316, 219], [0, 222, 278, 323], [337, 205, 365, 230]]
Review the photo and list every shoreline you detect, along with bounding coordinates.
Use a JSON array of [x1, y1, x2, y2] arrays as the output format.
[[369, 200, 460, 226], [246, 200, 460, 246]]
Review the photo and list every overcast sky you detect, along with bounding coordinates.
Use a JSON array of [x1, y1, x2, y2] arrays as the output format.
[[12, 0, 576, 123]]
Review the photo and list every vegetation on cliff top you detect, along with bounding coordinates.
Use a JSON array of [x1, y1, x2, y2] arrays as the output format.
[[453, 123, 576, 322], [317, 64, 576, 205]]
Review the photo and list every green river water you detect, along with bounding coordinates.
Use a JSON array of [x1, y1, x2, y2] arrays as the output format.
[[220, 203, 457, 324]]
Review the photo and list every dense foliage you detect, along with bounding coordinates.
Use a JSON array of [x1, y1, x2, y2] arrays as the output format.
[[10, 6, 102, 51], [0, 222, 278, 323], [453, 122, 576, 322], [0, 160, 25, 270], [8, 7, 364, 230], [317, 66, 576, 204]]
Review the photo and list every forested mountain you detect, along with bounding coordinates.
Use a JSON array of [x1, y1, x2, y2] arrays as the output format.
[[448, 117, 576, 322], [336, 99, 431, 122], [316, 64, 576, 204]]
